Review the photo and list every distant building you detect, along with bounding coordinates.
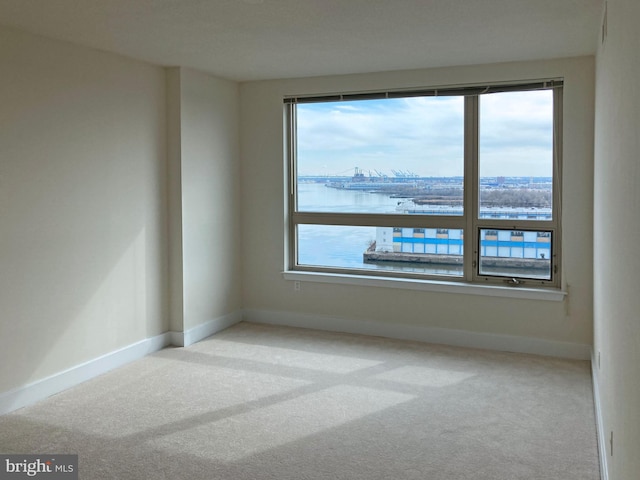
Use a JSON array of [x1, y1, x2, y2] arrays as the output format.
[[374, 203, 552, 260]]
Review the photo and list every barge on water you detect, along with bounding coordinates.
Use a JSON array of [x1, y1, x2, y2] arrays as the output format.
[[364, 202, 553, 274]]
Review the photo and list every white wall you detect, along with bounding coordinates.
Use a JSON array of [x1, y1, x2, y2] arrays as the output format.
[[593, 0, 640, 478], [0, 27, 168, 393], [167, 67, 242, 333], [0, 30, 243, 404], [240, 57, 594, 352]]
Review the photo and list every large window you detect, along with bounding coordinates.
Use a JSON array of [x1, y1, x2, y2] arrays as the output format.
[[285, 81, 562, 288]]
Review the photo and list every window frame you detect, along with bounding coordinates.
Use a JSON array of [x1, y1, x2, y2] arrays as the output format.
[[285, 80, 563, 289]]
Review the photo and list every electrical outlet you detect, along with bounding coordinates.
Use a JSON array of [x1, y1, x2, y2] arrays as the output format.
[[294, 281, 301, 291]]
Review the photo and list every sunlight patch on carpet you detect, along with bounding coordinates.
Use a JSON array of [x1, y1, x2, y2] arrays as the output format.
[[191, 339, 383, 373], [151, 385, 415, 462], [15, 362, 311, 437], [374, 365, 476, 387]]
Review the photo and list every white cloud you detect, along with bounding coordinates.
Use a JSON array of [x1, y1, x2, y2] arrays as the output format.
[[297, 97, 465, 176], [479, 90, 553, 177], [296, 90, 554, 178]]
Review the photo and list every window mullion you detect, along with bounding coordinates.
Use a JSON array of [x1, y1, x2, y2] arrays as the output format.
[[465, 96, 479, 281], [292, 212, 465, 229], [286, 104, 297, 271], [552, 87, 563, 287], [475, 219, 556, 230]]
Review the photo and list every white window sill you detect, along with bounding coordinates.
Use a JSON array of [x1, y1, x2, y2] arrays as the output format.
[[282, 271, 566, 302]]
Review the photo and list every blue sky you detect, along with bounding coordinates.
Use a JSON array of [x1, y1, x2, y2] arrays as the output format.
[[296, 90, 553, 178]]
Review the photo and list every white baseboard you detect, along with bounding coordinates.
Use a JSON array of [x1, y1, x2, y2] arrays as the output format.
[[0, 332, 172, 416], [170, 311, 243, 347], [591, 350, 609, 480], [0, 311, 245, 416], [243, 308, 592, 360], [0, 309, 589, 417]]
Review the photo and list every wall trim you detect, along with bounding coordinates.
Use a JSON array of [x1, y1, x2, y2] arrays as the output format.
[[591, 350, 609, 480], [1, 309, 588, 417], [170, 311, 243, 347], [243, 308, 592, 360], [0, 311, 245, 416], [0, 332, 172, 416]]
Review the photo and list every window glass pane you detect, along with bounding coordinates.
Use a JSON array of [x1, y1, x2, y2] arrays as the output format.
[[478, 229, 552, 280], [479, 90, 553, 220], [297, 225, 464, 276], [296, 97, 464, 214], [297, 182, 400, 214]]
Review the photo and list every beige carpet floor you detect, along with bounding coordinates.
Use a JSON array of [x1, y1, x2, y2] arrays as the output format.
[[0, 322, 600, 479]]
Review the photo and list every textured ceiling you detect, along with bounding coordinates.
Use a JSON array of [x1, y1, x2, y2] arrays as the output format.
[[0, 0, 603, 81]]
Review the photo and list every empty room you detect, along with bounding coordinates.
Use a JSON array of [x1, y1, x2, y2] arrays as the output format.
[[0, 1, 638, 479]]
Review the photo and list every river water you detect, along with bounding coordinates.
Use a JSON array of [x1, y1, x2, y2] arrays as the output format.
[[296, 183, 463, 276]]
